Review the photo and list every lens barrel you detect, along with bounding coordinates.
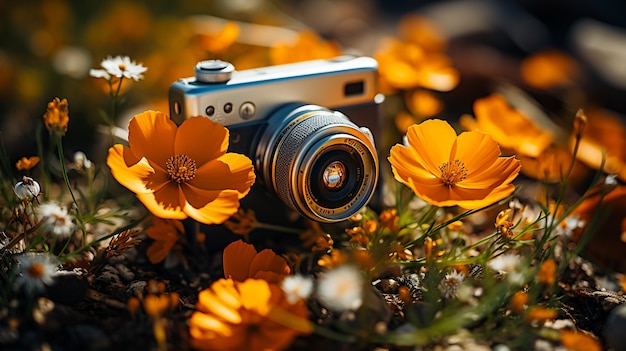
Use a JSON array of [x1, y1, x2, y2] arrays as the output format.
[[255, 104, 378, 222]]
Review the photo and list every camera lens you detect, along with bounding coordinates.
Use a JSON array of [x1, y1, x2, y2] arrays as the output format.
[[255, 104, 378, 222]]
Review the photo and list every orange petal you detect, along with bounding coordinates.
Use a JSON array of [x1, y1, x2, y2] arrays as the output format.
[[136, 185, 187, 220], [182, 189, 242, 225], [191, 154, 255, 195], [146, 241, 173, 264], [458, 156, 520, 189], [107, 144, 158, 194], [175, 116, 229, 166], [454, 130, 501, 175], [388, 145, 440, 183], [189, 312, 232, 336], [451, 184, 516, 209], [127, 111, 177, 167], [249, 249, 290, 279], [223, 240, 257, 281], [405, 119, 456, 175], [238, 279, 271, 315], [208, 279, 242, 310]]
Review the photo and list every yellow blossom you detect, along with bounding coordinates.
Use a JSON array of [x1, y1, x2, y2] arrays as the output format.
[[43, 97, 69, 135]]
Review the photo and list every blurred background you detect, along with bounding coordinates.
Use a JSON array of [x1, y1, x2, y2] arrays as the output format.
[[2, 0, 626, 165]]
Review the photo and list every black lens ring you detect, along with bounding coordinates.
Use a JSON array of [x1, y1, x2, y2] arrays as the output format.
[[309, 146, 364, 209]]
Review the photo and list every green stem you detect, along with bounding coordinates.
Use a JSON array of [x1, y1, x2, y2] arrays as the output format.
[[55, 136, 81, 219]]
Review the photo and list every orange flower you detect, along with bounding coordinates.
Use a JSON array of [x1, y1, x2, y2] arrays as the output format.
[[538, 259, 557, 286], [525, 306, 558, 323], [509, 291, 528, 313], [145, 217, 184, 264], [107, 111, 255, 224], [574, 107, 626, 181], [16, 156, 40, 171], [521, 50, 579, 89], [270, 31, 340, 65], [189, 278, 310, 351], [405, 89, 444, 119], [196, 21, 239, 53], [560, 330, 602, 351], [223, 240, 290, 284], [43, 97, 69, 135], [389, 119, 521, 209], [460, 94, 553, 158], [375, 38, 459, 93], [572, 185, 626, 271]]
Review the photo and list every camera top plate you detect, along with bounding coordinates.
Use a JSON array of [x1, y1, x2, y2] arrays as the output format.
[[168, 55, 379, 126]]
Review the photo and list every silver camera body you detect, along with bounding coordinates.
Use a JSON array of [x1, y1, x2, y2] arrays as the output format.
[[169, 56, 381, 223]]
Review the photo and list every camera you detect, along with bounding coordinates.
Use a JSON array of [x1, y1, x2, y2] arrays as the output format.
[[168, 56, 381, 223]]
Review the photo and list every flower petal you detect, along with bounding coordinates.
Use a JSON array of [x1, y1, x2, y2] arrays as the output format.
[[454, 130, 501, 176], [182, 188, 243, 225], [223, 240, 257, 281], [238, 279, 271, 315], [388, 144, 440, 182], [190, 154, 255, 195], [249, 249, 290, 282], [175, 116, 229, 166], [457, 156, 521, 189], [137, 185, 187, 220], [405, 119, 457, 175], [107, 144, 157, 194], [197, 291, 241, 324], [127, 111, 177, 167]]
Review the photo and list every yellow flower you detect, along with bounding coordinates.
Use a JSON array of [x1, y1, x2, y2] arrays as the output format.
[[145, 217, 184, 264], [460, 94, 553, 158], [16, 156, 40, 171], [189, 278, 310, 351], [43, 97, 69, 135], [107, 111, 255, 224], [222, 240, 290, 284], [389, 119, 521, 209]]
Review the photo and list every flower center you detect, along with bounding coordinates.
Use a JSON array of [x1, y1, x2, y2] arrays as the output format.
[[439, 159, 468, 186], [118, 63, 127, 71], [166, 154, 197, 183], [27, 263, 45, 278]]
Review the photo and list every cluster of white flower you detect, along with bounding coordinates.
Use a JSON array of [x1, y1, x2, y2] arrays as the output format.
[[90, 55, 147, 81]]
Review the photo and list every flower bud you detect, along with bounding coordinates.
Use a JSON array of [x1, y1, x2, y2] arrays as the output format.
[[14, 176, 41, 201]]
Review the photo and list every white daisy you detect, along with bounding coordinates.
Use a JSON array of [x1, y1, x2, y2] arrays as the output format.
[[555, 215, 585, 238], [316, 265, 363, 312], [281, 274, 314, 304], [90, 55, 147, 81], [14, 252, 58, 294], [14, 176, 41, 201], [37, 202, 75, 239], [487, 253, 520, 274], [438, 269, 465, 299]]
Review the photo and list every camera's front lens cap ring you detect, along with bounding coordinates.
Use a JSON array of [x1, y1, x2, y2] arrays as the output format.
[[195, 60, 235, 83]]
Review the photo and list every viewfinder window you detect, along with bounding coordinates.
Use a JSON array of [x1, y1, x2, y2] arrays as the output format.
[[344, 81, 365, 97]]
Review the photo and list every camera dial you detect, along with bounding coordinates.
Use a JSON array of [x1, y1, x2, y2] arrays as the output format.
[[255, 104, 379, 223], [195, 60, 235, 83]]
